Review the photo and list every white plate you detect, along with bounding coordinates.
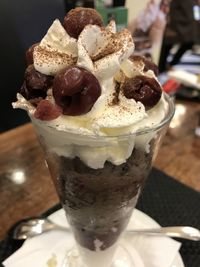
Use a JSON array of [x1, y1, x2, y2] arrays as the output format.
[[3, 209, 184, 267], [49, 209, 185, 267]]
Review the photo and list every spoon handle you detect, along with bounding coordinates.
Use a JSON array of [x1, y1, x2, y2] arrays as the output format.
[[53, 225, 70, 232], [127, 226, 200, 241], [53, 223, 200, 241]]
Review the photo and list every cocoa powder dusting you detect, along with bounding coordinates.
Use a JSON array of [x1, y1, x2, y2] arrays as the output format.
[[35, 46, 77, 66], [111, 82, 121, 105]]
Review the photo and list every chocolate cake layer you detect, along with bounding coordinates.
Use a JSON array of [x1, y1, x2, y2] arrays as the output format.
[[47, 147, 152, 251]]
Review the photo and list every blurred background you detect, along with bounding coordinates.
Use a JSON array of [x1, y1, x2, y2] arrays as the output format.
[[0, 0, 199, 132]]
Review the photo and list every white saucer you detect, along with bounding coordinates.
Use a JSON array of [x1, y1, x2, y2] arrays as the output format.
[[48, 209, 185, 267], [126, 210, 184, 267]]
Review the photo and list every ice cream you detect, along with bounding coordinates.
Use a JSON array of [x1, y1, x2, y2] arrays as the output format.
[[13, 7, 172, 267]]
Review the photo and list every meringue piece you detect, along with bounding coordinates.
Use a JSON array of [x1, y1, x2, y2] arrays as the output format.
[[116, 29, 135, 61], [105, 20, 117, 34], [77, 22, 134, 81], [34, 19, 78, 75], [34, 46, 77, 76], [12, 93, 35, 114], [145, 69, 157, 79], [94, 29, 134, 80], [120, 57, 157, 81], [120, 59, 144, 78], [77, 41, 94, 72], [94, 52, 125, 81], [40, 19, 77, 54], [78, 24, 115, 61]]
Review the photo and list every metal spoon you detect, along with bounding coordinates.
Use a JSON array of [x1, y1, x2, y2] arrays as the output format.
[[12, 218, 200, 241]]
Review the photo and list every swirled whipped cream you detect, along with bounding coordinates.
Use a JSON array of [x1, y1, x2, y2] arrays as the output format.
[[13, 7, 168, 169]]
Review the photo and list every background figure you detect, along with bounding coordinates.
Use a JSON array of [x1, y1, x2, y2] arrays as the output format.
[[159, 0, 196, 73], [128, 0, 170, 63], [149, 0, 170, 46]]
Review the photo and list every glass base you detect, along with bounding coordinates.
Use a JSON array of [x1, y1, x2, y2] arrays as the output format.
[[61, 243, 144, 267]]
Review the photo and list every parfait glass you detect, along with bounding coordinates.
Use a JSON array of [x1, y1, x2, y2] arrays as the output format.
[[31, 93, 174, 267]]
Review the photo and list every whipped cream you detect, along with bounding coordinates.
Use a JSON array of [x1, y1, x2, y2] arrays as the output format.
[[13, 18, 169, 169], [34, 19, 77, 75]]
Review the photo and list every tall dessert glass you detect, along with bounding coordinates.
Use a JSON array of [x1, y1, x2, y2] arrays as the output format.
[[30, 93, 174, 267]]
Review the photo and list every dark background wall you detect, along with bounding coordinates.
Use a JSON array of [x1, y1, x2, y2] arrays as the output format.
[[0, 0, 66, 132]]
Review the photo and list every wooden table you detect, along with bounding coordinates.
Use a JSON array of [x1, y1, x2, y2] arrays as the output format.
[[0, 100, 200, 240]]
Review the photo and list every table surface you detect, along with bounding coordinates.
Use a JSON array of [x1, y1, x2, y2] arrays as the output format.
[[0, 100, 200, 240]]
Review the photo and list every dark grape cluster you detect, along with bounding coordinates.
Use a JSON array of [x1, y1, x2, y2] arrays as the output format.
[[63, 7, 103, 39], [122, 75, 162, 109], [20, 65, 53, 101], [53, 66, 101, 116], [34, 100, 62, 121]]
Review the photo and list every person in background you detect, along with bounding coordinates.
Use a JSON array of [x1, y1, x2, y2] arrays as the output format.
[[128, 0, 161, 39], [128, 0, 170, 63], [158, 0, 196, 73], [149, 0, 170, 47]]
